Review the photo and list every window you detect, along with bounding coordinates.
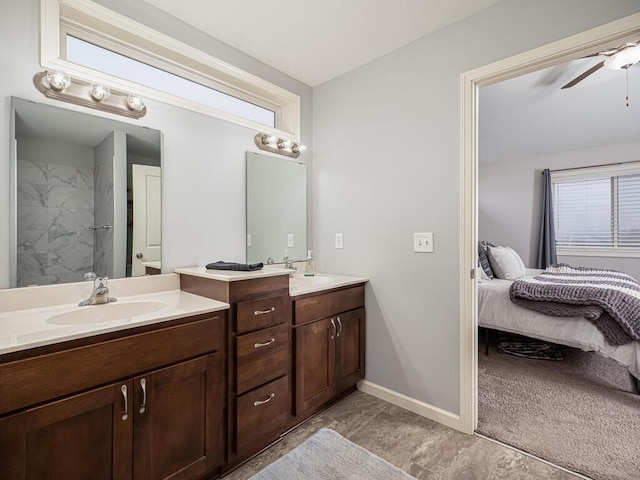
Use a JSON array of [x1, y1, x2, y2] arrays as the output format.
[[551, 163, 640, 257], [65, 36, 276, 128], [41, 0, 300, 139]]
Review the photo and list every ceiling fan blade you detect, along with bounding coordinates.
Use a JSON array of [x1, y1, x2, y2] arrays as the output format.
[[561, 60, 605, 89]]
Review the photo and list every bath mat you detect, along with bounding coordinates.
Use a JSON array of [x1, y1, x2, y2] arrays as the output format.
[[248, 428, 415, 480]]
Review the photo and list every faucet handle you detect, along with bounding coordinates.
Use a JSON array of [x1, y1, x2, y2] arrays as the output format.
[[95, 277, 109, 289], [84, 272, 97, 282]]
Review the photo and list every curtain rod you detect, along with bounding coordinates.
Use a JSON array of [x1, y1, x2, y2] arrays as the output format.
[[543, 160, 640, 174]]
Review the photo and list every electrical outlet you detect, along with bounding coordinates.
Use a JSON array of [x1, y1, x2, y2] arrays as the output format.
[[287, 234, 294, 247], [414, 232, 433, 253], [335, 233, 344, 249], [247, 234, 252, 247]]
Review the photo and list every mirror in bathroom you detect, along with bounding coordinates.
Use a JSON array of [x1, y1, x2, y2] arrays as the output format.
[[10, 97, 162, 288], [246, 152, 307, 264]]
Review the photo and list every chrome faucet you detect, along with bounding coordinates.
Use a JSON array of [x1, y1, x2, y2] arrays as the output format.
[[284, 259, 305, 271], [79, 276, 117, 306]]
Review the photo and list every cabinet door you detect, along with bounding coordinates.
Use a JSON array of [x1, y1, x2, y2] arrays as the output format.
[[294, 317, 335, 416], [133, 354, 224, 480], [0, 381, 133, 480], [335, 308, 366, 393]]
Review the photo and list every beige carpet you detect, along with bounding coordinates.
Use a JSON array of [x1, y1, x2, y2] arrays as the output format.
[[477, 344, 640, 480]]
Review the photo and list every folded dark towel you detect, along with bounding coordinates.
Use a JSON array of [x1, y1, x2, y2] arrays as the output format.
[[205, 261, 263, 271]]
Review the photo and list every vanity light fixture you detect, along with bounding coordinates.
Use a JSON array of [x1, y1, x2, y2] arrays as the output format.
[[33, 71, 147, 119], [254, 132, 305, 159]]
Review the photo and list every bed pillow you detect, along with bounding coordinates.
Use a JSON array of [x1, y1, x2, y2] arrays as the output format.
[[486, 246, 527, 280], [478, 241, 495, 279]]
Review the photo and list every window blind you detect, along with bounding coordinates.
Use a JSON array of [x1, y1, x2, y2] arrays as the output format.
[[552, 168, 640, 251]]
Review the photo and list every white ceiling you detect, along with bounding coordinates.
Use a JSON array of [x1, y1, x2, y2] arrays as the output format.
[[479, 56, 640, 164], [141, 0, 502, 87]]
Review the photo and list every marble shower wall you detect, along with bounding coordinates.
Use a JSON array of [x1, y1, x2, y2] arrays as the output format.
[[16, 137, 95, 287], [93, 132, 115, 278]]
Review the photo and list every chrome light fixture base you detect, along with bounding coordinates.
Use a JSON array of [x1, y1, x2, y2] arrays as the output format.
[[254, 133, 305, 158], [34, 71, 147, 119]]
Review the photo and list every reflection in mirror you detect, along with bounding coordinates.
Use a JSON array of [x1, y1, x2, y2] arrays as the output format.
[[11, 97, 162, 288], [246, 152, 307, 264]]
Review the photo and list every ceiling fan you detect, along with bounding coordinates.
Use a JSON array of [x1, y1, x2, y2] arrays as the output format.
[[561, 41, 640, 89]]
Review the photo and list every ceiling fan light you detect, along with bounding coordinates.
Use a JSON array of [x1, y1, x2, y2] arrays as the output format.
[[604, 45, 640, 70]]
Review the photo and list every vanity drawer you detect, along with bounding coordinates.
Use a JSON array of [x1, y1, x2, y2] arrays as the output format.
[[236, 295, 290, 334], [294, 285, 365, 325], [236, 323, 289, 395], [0, 315, 224, 416], [236, 375, 288, 455]]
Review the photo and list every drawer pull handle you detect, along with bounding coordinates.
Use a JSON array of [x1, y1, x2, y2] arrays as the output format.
[[254, 307, 276, 315], [330, 318, 336, 339], [336, 316, 343, 338], [253, 393, 275, 407], [254, 337, 276, 348], [139, 378, 147, 414], [121, 385, 128, 421]]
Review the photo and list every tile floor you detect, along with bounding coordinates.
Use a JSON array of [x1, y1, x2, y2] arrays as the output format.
[[223, 391, 582, 480]]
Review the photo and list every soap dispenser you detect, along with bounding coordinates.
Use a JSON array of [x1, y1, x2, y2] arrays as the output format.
[[304, 250, 315, 277]]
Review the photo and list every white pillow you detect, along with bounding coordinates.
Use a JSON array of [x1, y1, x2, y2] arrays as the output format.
[[486, 246, 526, 280]]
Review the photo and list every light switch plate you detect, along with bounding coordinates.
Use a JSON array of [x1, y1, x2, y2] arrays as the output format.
[[414, 232, 433, 253], [335, 233, 344, 249], [287, 233, 294, 247]]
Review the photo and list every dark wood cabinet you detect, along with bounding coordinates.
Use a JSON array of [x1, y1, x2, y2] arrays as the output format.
[[293, 286, 365, 420], [335, 308, 366, 393], [295, 317, 335, 414], [0, 381, 133, 480], [133, 354, 224, 480], [0, 313, 226, 480], [180, 273, 291, 468]]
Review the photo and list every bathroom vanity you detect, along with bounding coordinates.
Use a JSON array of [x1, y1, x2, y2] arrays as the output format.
[[0, 275, 229, 480], [177, 266, 367, 471], [0, 269, 367, 479]]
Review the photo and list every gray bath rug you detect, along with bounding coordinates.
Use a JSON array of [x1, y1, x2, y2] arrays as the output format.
[[248, 428, 415, 480]]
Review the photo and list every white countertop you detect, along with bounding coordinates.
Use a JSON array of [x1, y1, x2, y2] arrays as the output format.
[[288, 273, 368, 297], [0, 288, 229, 356], [175, 265, 291, 282]]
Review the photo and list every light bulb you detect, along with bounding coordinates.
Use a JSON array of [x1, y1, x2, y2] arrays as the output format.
[[89, 83, 110, 101], [292, 144, 306, 153], [277, 139, 292, 149], [126, 94, 145, 112], [46, 71, 71, 91], [261, 135, 278, 145]]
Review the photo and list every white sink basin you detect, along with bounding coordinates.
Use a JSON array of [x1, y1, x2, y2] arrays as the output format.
[[47, 301, 167, 325], [289, 275, 334, 289]]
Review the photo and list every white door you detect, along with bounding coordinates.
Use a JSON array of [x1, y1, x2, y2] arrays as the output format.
[[132, 164, 161, 276]]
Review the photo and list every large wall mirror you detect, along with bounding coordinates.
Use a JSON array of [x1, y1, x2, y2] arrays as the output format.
[[10, 98, 162, 288], [246, 152, 307, 264]]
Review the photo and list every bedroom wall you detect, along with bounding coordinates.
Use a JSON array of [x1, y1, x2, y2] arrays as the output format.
[[479, 139, 640, 280], [313, 0, 640, 416]]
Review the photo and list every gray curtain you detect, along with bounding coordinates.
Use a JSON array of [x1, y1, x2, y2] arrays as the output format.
[[536, 169, 557, 268]]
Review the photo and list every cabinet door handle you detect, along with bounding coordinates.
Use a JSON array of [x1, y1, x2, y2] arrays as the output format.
[[254, 307, 276, 315], [121, 385, 128, 421], [330, 318, 336, 339], [139, 378, 147, 414], [253, 393, 275, 407], [336, 316, 343, 338], [254, 337, 276, 348]]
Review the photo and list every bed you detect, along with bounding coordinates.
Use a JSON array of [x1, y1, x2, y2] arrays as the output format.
[[478, 269, 640, 381]]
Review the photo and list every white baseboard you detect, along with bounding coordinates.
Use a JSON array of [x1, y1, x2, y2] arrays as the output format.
[[357, 380, 465, 432]]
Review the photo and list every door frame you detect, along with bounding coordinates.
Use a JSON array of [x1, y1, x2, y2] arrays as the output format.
[[458, 12, 640, 435]]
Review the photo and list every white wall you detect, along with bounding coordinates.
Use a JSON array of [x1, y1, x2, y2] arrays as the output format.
[[313, 0, 640, 414], [0, 0, 312, 289], [479, 139, 640, 280]]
